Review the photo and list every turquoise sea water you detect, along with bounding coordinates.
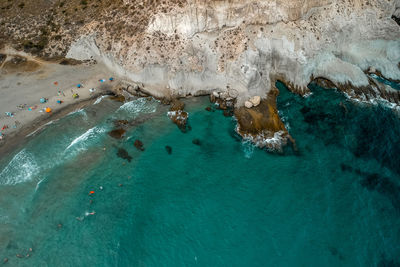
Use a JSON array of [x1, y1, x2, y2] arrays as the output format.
[[0, 83, 399, 266]]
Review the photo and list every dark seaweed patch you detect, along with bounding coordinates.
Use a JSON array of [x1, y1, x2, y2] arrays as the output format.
[[117, 148, 132, 162], [277, 81, 400, 176]]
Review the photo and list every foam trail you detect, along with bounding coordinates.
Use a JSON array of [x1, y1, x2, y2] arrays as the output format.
[[118, 98, 159, 114], [94, 95, 107, 105], [241, 140, 255, 159], [0, 149, 40, 185], [35, 178, 45, 192], [26, 120, 59, 137], [68, 108, 86, 116], [65, 126, 106, 151]]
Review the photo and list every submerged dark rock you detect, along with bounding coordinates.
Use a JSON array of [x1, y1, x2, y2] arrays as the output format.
[[134, 139, 145, 151], [165, 146, 172, 154], [192, 139, 201, 146], [116, 148, 132, 162], [340, 163, 353, 172], [114, 120, 129, 127], [223, 109, 233, 117], [108, 129, 126, 139]]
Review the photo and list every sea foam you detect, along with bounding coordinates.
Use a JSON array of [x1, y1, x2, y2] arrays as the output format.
[[0, 149, 40, 185], [65, 126, 106, 151], [118, 97, 159, 115]]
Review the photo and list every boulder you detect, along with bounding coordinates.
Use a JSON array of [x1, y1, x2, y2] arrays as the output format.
[[244, 101, 253, 108], [250, 96, 261, 107]]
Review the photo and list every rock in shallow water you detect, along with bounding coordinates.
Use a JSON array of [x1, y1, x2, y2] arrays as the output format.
[[134, 139, 145, 151], [192, 139, 201, 146], [116, 148, 132, 162], [113, 120, 129, 127], [108, 129, 126, 139], [165, 146, 172, 154], [168, 99, 189, 132], [234, 89, 293, 151]]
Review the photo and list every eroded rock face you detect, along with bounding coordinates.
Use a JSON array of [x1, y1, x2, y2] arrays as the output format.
[[234, 88, 292, 151]]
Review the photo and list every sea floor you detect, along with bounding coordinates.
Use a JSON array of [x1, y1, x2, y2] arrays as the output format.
[[0, 83, 399, 266]]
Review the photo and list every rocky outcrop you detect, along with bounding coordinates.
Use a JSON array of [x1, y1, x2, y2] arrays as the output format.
[[234, 88, 294, 152], [168, 99, 189, 132]]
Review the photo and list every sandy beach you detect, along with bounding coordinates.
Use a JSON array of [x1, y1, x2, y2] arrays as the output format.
[[0, 49, 115, 156]]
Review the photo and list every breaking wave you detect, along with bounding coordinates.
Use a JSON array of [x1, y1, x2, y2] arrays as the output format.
[[118, 97, 159, 115], [0, 149, 40, 185], [94, 95, 108, 105], [65, 126, 107, 151], [68, 108, 87, 117]]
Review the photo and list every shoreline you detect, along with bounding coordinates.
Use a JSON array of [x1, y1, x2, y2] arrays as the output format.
[[0, 92, 112, 158]]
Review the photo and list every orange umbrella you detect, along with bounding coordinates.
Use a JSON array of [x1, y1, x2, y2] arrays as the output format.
[[45, 107, 52, 113]]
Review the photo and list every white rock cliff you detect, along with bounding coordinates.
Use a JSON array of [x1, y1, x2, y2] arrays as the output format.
[[62, 0, 400, 105]]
